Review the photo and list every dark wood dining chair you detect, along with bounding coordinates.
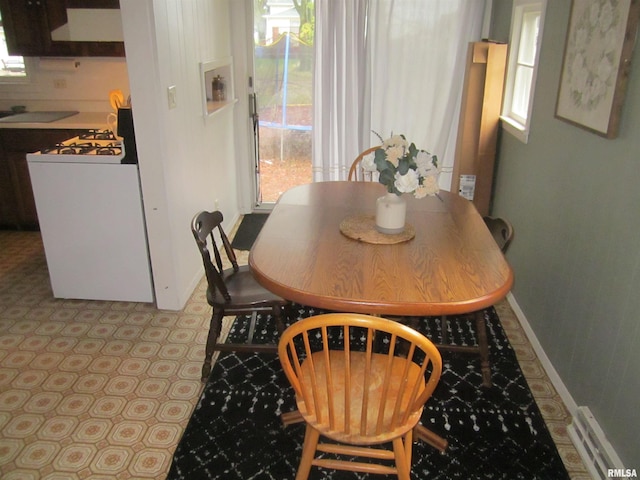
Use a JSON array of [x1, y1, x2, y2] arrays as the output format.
[[191, 210, 290, 381], [483, 216, 514, 252], [278, 313, 444, 480], [436, 216, 514, 387], [347, 146, 380, 181]]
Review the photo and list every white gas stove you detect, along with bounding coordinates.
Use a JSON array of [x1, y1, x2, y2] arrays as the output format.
[[29, 129, 130, 164], [26, 127, 153, 303]]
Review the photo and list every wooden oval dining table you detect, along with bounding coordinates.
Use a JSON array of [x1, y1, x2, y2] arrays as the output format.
[[249, 181, 514, 450], [249, 181, 513, 317]]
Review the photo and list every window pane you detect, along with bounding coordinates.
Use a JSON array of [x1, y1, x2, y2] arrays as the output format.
[[517, 10, 540, 66], [502, 0, 546, 142], [512, 65, 533, 119], [0, 12, 27, 77]]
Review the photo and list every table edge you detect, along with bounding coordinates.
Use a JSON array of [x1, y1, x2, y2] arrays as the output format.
[[250, 253, 514, 316]]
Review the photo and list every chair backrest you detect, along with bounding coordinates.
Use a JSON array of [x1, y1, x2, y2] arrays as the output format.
[[278, 313, 442, 439], [483, 216, 514, 253], [191, 210, 238, 301], [348, 146, 380, 181]]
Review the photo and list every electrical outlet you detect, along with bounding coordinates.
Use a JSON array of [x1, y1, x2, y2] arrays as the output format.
[[53, 78, 67, 89], [167, 85, 177, 109], [214, 199, 219, 210]]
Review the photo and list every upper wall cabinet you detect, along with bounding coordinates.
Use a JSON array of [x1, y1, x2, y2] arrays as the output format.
[[0, 0, 125, 57]]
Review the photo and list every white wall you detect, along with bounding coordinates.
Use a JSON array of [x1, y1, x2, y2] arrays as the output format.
[[0, 0, 238, 311], [0, 57, 129, 113], [121, 0, 238, 310]]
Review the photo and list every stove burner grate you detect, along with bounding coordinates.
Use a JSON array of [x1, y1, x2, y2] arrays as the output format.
[[42, 142, 94, 155], [40, 141, 122, 156], [79, 129, 117, 141], [95, 146, 122, 155]]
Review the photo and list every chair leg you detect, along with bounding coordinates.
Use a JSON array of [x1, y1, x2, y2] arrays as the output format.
[[296, 424, 320, 480], [281, 410, 304, 426], [475, 309, 492, 388], [404, 427, 414, 467], [441, 315, 449, 344], [201, 309, 224, 382], [392, 436, 411, 480], [414, 424, 448, 453], [273, 304, 285, 334]]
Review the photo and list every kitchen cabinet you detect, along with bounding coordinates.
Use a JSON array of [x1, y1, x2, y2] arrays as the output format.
[[0, 0, 124, 57], [0, 129, 86, 229]]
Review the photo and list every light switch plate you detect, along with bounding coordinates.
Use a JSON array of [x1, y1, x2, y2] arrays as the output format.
[[167, 85, 177, 109]]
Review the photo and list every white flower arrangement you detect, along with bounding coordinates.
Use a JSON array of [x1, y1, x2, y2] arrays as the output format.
[[362, 134, 440, 198]]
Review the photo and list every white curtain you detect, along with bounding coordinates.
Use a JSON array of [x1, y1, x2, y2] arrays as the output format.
[[312, 0, 369, 181], [313, 0, 488, 188]]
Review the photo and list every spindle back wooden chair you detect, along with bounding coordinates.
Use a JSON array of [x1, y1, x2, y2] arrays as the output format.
[[191, 211, 289, 381], [278, 313, 443, 480], [347, 146, 380, 181]]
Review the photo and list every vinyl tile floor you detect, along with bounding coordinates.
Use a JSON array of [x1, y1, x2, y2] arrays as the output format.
[[0, 228, 591, 479]]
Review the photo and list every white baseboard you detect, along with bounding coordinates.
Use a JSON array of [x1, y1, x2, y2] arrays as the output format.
[[505, 293, 634, 479], [506, 292, 578, 414]]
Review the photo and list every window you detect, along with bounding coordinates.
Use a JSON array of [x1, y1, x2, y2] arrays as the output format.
[[501, 0, 546, 143], [0, 10, 27, 79]]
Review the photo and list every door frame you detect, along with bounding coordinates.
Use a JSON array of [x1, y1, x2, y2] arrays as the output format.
[[230, 0, 273, 213]]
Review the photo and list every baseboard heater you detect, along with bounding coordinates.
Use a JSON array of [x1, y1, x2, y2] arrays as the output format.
[[568, 406, 632, 479]]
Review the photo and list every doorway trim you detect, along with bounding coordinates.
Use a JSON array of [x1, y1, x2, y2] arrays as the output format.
[[230, 0, 272, 213]]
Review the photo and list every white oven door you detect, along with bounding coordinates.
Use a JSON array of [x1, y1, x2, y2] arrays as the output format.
[[28, 161, 154, 303]]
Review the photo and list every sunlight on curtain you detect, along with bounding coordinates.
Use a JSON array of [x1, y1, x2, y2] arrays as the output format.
[[367, 1, 487, 190], [312, 0, 369, 181], [312, 0, 487, 188]]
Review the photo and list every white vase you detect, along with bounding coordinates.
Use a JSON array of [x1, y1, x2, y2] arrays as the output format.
[[375, 192, 406, 234]]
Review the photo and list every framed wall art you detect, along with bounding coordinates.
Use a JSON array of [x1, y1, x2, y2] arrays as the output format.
[[555, 0, 640, 138]]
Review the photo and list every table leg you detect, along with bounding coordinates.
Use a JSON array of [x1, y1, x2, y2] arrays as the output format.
[[475, 310, 492, 388], [407, 313, 493, 388]]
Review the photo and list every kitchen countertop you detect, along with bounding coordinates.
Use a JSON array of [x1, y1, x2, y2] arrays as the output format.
[[0, 112, 112, 130]]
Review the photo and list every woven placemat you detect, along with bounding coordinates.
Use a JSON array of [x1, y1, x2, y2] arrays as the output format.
[[339, 214, 415, 244]]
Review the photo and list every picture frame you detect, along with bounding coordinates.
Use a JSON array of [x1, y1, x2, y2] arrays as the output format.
[[555, 0, 640, 138]]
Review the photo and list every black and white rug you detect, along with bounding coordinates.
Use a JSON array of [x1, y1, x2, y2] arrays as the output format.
[[168, 306, 570, 479]]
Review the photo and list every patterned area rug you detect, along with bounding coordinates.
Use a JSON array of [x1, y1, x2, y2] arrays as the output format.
[[168, 305, 570, 479]]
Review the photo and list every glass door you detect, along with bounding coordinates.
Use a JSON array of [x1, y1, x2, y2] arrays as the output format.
[[251, 0, 314, 205]]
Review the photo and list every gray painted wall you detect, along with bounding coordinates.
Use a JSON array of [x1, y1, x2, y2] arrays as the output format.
[[490, 0, 640, 467]]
